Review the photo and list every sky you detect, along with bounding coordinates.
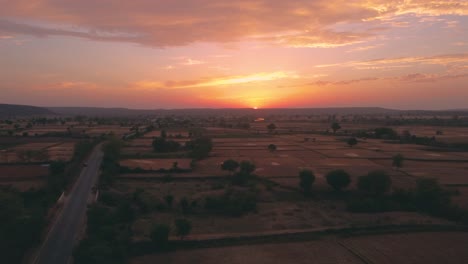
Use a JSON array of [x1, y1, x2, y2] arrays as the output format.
[[0, 0, 467, 110]]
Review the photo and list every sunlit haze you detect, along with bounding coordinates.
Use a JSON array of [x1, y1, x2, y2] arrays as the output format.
[[1, 0, 467, 109]]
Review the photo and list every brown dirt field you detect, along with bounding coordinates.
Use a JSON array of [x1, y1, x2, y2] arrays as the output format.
[[381, 161, 468, 185], [0, 165, 49, 179], [0, 180, 45, 191], [130, 232, 466, 264], [47, 142, 75, 161], [13, 142, 60, 150], [121, 147, 154, 155], [315, 148, 391, 159], [131, 240, 364, 264], [449, 187, 468, 209], [119, 159, 192, 170], [117, 180, 447, 243], [342, 232, 468, 264], [253, 157, 306, 177]]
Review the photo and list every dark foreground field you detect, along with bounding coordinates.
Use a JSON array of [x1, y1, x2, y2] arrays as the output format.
[[131, 232, 468, 264]]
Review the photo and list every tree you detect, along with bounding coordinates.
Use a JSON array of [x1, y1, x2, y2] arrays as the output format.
[[161, 129, 167, 138], [268, 144, 277, 152], [299, 169, 315, 195], [179, 197, 190, 214], [239, 160, 256, 175], [221, 159, 239, 174], [164, 194, 174, 208], [174, 218, 192, 240], [374, 127, 398, 139], [347, 137, 358, 147], [414, 178, 451, 213], [358, 170, 392, 197], [187, 137, 213, 160], [392, 153, 404, 169], [331, 122, 341, 134], [267, 123, 276, 133], [326, 170, 351, 191], [150, 224, 170, 248]]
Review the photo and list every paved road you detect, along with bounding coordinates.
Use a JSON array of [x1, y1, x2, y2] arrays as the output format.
[[35, 145, 103, 264]]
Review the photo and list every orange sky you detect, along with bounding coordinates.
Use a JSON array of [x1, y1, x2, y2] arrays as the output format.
[[0, 0, 467, 109]]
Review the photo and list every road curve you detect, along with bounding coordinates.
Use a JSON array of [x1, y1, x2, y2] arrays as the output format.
[[34, 145, 103, 264]]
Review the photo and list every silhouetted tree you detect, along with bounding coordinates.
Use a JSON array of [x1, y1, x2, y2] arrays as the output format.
[[358, 171, 392, 197], [347, 137, 358, 147], [331, 122, 341, 134], [174, 218, 192, 240], [268, 144, 277, 151], [392, 153, 404, 169], [267, 123, 276, 133], [150, 224, 170, 249], [221, 159, 239, 174], [299, 169, 315, 195], [326, 170, 351, 191]]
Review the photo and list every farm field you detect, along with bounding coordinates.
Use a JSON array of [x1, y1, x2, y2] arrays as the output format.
[[131, 232, 468, 264], [120, 159, 192, 171], [114, 179, 448, 242]]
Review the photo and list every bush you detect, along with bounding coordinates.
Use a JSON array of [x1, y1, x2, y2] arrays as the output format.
[[174, 219, 192, 239], [299, 169, 315, 195], [205, 189, 257, 217], [326, 170, 351, 191], [150, 224, 170, 248], [347, 197, 392, 213], [357, 171, 392, 197]]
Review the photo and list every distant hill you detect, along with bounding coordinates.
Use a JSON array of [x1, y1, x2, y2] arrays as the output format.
[[0, 104, 56, 118], [48, 106, 401, 117]]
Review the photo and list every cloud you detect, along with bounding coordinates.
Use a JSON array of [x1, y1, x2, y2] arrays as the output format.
[[133, 71, 299, 90], [316, 53, 468, 69], [346, 44, 383, 53], [0, 0, 465, 48], [180, 58, 205, 66]]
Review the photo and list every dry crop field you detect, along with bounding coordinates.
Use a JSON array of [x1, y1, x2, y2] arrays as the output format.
[[114, 179, 447, 243], [0, 164, 48, 191], [130, 231, 468, 264], [120, 159, 192, 171]]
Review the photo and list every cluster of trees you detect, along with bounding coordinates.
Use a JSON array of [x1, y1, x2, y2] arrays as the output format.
[[152, 135, 212, 160], [150, 219, 192, 249], [74, 201, 134, 264], [221, 159, 257, 186], [299, 169, 352, 195], [0, 187, 48, 263], [347, 171, 468, 223], [205, 188, 257, 217], [100, 138, 123, 186]]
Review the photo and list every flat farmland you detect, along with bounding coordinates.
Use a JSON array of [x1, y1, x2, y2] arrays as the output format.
[[47, 142, 75, 161], [120, 159, 192, 170], [0, 180, 45, 191], [142, 130, 190, 138], [0, 165, 49, 180], [14, 142, 60, 150], [83, 126, 132, 136], [132, 240, 365, 264], [130, 225, 459, 264], [315, 148, 391, 159], [450, 186, 468, 209], [253, 156, 306, 177], [342, 232, 468, 264], [121, 147, 154, 155], [118, 179, 446, 243], [369, 159, 468, 185], [0, 164, 48, 191]]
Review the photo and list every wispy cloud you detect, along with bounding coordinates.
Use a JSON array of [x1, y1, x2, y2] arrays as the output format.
[[133, 71, 299, 90], [0, 1, 465, 48], [316, 53, 468, 69]]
